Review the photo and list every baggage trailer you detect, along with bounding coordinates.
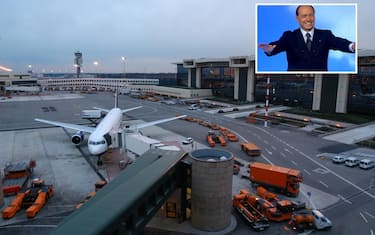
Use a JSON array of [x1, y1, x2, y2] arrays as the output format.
[[2, 160, 36, 196]]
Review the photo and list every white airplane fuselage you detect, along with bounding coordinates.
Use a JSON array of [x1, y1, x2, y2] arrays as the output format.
[[87, 107, 122, 155], [35, 94, 185, 158]]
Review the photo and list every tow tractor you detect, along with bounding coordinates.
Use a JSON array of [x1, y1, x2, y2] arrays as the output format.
[[288, 209, 332, 232], [232, 189, 270, 231], [237, 187, 293, 222], [2, 178, 54, 219]]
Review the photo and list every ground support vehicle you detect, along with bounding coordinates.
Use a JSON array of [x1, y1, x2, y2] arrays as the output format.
[[2, 160, 36, 196], [226, 132, 238, 142], [2, 178, 54, 219], [216, 135, 227, 146], [76, 180, 107, 209], [208, 123, 220, 130], [249, 162, 302, 196], [233, 190, 269, 231], [257, 186, 305, 212], [288, 210, 332, 232], [240, 189, 292, 222], [207, 135, 215, 147], [241, 143, 261, 156], [219, 127, 238, 142], [207, 131, 227, 146], [246, 111, 259, 124]]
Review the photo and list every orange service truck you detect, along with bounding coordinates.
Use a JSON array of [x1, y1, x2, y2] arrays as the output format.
[[249, 162, 302, 197], [241, 142, 261, 156]]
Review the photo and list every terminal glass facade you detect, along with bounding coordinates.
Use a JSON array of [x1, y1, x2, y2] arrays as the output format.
[[201, 67, 234, 97], [348, 56, 375, 114], [176, 55, 375, 115], [176, 64, 188, 87], [254, 74, 314, 108], [176, 63, 235, 98]]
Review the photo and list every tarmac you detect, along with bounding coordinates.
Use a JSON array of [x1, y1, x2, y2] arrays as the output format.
[[0, 93, 374, 234], [217, 104, 374, 147], [0, 127, 101, 227], [323, 122, 375, 144], [133, 121, 342, 234]]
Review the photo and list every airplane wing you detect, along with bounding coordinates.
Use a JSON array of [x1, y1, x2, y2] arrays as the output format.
[[34, 118, 96, 133], [121, 106, 142, 114], [92, 107, 110, 113], [129, 115, 186, 130], [92, 106, 142, 114]]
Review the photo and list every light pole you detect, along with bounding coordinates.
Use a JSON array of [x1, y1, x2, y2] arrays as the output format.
[[121, 56, 126, 78], [27, 64, 33, 74], [264, 75, 270, 127], [93, 61, 99, 78]]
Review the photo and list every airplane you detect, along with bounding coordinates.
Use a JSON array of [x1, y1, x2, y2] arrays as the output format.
[[35, 92, 186, 161]]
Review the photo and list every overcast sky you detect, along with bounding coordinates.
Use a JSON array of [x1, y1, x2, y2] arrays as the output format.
[[0, 0, 373, 73]]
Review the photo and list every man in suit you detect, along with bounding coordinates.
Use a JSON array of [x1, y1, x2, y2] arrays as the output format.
[[259, 5, 356, 71]]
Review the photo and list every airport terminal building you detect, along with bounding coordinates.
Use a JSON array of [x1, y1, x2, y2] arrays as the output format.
[[1, 51, 374, 115], [175, 50, 375, 115]]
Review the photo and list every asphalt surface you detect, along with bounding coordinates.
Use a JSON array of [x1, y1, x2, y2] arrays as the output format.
[[0, 92, 374, 235]]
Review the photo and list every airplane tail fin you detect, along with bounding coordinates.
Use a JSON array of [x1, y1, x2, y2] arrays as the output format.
[[114, 89, 119, 108]]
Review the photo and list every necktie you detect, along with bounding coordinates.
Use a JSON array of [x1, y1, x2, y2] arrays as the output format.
[[306, 33, 312, 51]]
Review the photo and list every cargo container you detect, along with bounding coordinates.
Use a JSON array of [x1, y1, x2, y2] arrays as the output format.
[[249, 162, 302, 196]]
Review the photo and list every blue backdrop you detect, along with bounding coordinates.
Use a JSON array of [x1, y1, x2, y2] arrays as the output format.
[[256, 4, 356, 73]]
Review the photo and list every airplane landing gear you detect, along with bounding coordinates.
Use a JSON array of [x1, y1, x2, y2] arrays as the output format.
[[97, 155, 103, 166]]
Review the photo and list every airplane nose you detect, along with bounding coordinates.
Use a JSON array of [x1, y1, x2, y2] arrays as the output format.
[[88, 144, 107, 156]]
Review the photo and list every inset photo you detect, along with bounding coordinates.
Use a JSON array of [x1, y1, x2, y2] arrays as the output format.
[[256, 4, 357, 74]]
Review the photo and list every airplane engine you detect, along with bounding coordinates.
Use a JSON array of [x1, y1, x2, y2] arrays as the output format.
[[71, 131, 84, 145]]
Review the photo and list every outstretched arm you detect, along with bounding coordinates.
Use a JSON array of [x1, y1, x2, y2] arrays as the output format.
[[259, 43, 277, 55], [327, 30, 356, 53]]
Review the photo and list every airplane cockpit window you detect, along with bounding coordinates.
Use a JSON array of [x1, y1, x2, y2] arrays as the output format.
[[89, 140, 106, 145]]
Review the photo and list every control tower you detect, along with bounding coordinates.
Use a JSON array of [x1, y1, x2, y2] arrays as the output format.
[[74, 51, 83, 78]]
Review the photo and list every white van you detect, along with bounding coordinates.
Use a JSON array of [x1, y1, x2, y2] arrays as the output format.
[[359, 159, 375, 170], [345, 157, 359, 167], [311, 209, 332, 230]]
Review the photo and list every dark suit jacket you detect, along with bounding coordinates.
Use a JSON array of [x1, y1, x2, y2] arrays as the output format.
[[267, 28, 354, 71]]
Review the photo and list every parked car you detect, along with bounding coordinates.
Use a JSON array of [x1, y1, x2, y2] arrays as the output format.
[[345, 157, 360, 167], [359, 159, 375, 170], [182, 137, 194, 145], [188, 104, 199, 110], [332, 155, 346, 164]]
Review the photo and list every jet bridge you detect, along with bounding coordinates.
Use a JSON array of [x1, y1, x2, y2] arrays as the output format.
[[51, 148, 189, 235]]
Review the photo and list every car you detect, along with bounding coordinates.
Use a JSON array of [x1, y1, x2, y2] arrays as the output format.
[[188, 104, 199, 110], [182, 137, 194, 145], [332, 155, 346, 164], [359, 159, 375, 169], [345, 157, 360, 167]]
